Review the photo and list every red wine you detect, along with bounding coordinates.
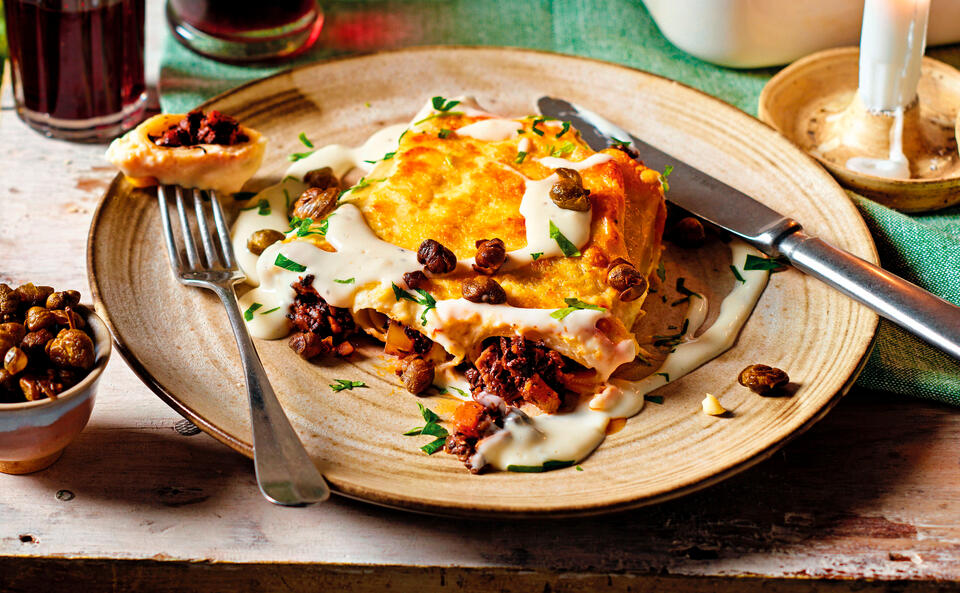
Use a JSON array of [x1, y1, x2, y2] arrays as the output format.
[[4, 0, 145, 124], [169, 0, 317, 40]]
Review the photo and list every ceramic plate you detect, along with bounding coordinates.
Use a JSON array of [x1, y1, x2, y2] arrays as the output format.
[[88, 47, 878, 517]]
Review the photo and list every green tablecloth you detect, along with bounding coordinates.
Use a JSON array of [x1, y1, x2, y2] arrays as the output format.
[[159, 1, 960, 406]]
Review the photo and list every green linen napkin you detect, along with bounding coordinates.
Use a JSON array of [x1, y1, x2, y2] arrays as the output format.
[[159, 1, 960, 406]]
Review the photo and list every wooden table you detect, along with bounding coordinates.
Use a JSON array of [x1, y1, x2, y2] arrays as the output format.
[[2, 4, 959, 591]]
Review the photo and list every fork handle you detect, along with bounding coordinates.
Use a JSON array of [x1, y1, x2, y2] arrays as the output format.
[[213, 284, 330, 506]]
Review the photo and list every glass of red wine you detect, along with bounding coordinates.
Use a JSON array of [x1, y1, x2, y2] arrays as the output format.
[[3, 0, 147, 142], [166, 0, 325, 63]]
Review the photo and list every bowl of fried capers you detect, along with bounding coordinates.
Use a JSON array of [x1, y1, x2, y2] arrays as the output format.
[[0, 283, 111, 474]]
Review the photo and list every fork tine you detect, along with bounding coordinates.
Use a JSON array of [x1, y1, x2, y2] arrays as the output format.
[[192, 189, 223, 268], [157, 186, 185, 272], [210, 191, 237, 269], [175, 186, 200, 269]]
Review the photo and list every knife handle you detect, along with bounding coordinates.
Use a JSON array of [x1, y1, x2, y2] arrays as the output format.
[[778, 231, 960, 361]]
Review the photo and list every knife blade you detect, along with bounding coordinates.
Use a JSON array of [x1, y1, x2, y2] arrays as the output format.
[[538, 96, 960, 361]]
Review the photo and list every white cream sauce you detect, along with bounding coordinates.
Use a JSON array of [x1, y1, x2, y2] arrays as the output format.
[[537, 153, 613, 171], [455, 119, 523, 142], [473, 241, 769, 471]]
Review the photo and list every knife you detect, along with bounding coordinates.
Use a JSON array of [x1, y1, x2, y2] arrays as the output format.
[[538, 96, 960, 361]]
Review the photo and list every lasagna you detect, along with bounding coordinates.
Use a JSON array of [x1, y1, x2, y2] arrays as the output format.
[[232, 97, 668, 472]]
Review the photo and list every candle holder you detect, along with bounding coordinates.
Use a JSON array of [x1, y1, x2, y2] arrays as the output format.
[[759, 47, 960, 212]]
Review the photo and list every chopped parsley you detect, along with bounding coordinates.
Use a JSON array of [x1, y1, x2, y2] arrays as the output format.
[[549, 220, 581, 257], [515, 151, 528, 164], [675, 277, 702, 299], [652, 319, 689, 350], [556, 121, 571, 138], [289, 215, 329, 237], [261, 306, 281, 315], [431, 96, 461, 112], [404, 402, 448, 454], [644, 395, 664, 404], [283, 188, 292, 212], [576, 465, 584, 471], [531, 118, 546, 136], [240, 199, 270, 215], [330, 379, 367, 392], [659, 164, 674, 192], [298, 132, 314, 148], [414, 111, 464, 125], [274, 253, 307, 273], [243, 303, 262, 321], [391, 284, 436, 326], [435, 384, 469, 398], [744, 254, 788, 272], [420, 438, 446, 455], [334, 278, 355, 284], [339, 177, 385, 199], [392, 282, 418, 302], [507, 460, 575, 473], [288, 150, 315, 162], [730, 265, 746, 283], [656, 260, 666, 283], [610, 137, 631, 149], [438, 129, 452, 139], [531, 252, 543, 261], [549, 142, 575, 157], [656, 372, 670, 382], [413, 288, 436, 326], [550, 297, 605, 320]]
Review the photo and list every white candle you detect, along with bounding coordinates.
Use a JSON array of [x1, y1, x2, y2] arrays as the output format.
[[857, 0, 930, 113]]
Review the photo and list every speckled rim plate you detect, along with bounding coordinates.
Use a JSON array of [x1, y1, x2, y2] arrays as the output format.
[[87, 46, 879, 517]]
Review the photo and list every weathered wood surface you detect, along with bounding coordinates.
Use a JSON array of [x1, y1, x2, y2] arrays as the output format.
[[1, 4, 960, 590]]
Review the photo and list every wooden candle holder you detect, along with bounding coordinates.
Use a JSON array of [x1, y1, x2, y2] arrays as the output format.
[[759, 47, 960, 212]]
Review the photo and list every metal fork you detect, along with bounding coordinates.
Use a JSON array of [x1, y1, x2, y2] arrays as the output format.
[[157, 185, 330, 506]]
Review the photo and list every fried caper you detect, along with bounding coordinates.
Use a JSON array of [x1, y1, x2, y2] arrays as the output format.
[[549, 168, 591, 211], [606, 258, 648, 302], [668, 217, 707, 248], [0, 284, 19, 321], [46, 329, 95, 371], [0, 323, 26, 353], [291, 187, 337, 220], [472, 238, 506, 275], [402, 357, 435, 395], [46, 290, 81, 310], [247, 229, 285, 255], [417, 239, 457, 275], [25, 306, 56, 332], [50, 308, 84, 330], [738, 364, 789, 395], [14, 284, 54, 308], [4, 347, 28, 375], [21, 329, 53, 356], [461, 277, 507, 304], [403, 270, 428, 290], [303, 167, 340, 191]]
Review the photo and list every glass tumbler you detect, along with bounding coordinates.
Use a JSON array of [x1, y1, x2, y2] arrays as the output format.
[[166, 0, 325, 63], [3, 0, 147, 142]]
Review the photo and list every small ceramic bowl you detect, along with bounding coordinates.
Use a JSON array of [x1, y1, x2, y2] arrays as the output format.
[[0, 305, 111, 474]]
